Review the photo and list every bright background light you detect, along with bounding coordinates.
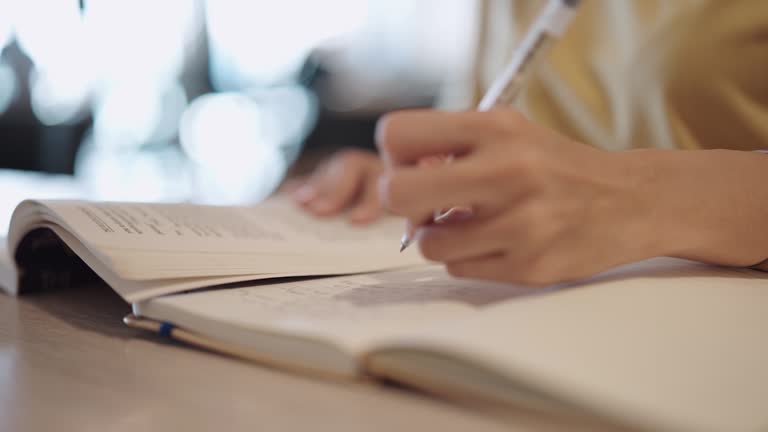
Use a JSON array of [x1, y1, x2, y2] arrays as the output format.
[[91, 80, 188, 150], [179, 93, 289, 204], [13, 0, 85, 69], [0, 0, 13, 51], [74, 140, 191, 203], [29, 67, 91, 126], [206, 0, 368, 89], [0, 0, 480, 235], [0, 170, 84, 235], [83, 0, 199, 84]]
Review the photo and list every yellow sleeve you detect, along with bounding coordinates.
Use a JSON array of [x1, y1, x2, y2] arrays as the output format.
[[472, 0, 768, 152]]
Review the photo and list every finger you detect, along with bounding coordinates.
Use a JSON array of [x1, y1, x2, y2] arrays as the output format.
[[433, 206, 473, 223], [376, 109, 522, 166], [306, 159, 364, 216], [348, 170, 383, 224], [445, 252, 556, 287], [444, 252, 512, 282], [418, 155, 451, 168], [284, 176, 311, 200], [378, 162, 500, 222], [418, 215, 509, 263], [293, 159, 332, 205]]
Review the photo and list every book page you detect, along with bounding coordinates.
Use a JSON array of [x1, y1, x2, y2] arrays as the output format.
[[38, 197, 408, 253], [369, 258, 768, 432], [11, 197, 427, 280], [135, 266, 542, 353]]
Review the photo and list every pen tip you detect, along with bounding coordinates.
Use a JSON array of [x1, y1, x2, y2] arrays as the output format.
[[400, 232, 415, 252]]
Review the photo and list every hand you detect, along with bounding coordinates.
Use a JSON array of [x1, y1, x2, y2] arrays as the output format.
[[376, 108, 653, 285], [291, 148, 385, 224]]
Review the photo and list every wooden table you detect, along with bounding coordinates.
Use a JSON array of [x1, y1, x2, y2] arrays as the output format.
[[0, 282, 621, 432]]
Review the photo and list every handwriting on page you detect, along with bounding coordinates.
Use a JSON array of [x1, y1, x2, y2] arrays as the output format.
[[211, 268, 540, 321], [334, 269, 534, 307]]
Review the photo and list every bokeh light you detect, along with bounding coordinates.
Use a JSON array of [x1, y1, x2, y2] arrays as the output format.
[[245, 86, 317, 164], [91, 84, 161, 149], [83, 0, 200, 84], [0, 0, 478, 220], [0, 169, 84, 235], [150, 80, 189, 143], [75, 134, 191, 202], [206, 0, 367, 89], [179, 93, 288, 204], [0, 0, 13, 51], [13, 0, 85, 70], [29, 67, 91, 126]]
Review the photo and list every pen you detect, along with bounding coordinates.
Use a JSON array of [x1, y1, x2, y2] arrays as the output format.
[[400, 0, 581, 252]]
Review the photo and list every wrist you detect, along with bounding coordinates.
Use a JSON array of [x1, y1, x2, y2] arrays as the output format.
[[615, 148, 768, 267], [606, 149, 680, 262]]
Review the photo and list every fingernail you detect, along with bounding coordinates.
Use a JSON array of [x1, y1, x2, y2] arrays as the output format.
[[294, 185, 316, 203]]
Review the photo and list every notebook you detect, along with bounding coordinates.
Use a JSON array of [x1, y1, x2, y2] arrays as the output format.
[[123, 259, 768, 432]]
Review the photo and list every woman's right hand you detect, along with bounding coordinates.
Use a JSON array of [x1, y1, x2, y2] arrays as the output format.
[[290, 148, 385, 224]]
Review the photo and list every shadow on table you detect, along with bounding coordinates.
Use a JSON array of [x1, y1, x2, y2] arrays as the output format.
[[15, 281, 139, 339]]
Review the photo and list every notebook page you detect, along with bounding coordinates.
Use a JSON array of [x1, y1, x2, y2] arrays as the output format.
[[371, 258, 768, 432], [134, 266, 541, 354]]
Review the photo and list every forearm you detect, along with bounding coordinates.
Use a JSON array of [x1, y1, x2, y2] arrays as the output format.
[[624, 149, 768, 269]]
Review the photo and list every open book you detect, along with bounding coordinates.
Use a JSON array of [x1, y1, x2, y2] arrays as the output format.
[[4, 199, 768, 431], [3, 197, 426, 300]]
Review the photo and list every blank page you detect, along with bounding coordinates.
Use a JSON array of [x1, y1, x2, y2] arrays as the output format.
[[377, 258, 768, 431]]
